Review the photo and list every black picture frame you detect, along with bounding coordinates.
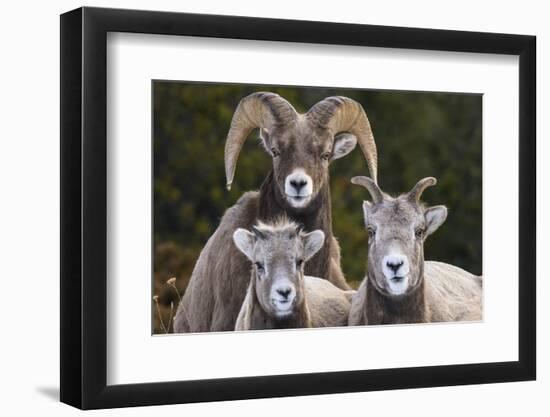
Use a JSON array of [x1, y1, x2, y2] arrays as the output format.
[[60, 6, 536, 410]]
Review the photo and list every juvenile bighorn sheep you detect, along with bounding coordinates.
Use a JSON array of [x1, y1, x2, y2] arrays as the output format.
[[233, 220, 353, 330], [175, 92, 377, 332], [348, 176, 482, 325]]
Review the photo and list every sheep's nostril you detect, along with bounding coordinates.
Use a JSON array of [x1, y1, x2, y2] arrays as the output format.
[[290, 179, 307, 191], [277, 288, 292, 299], [386, 260, 404, 273]]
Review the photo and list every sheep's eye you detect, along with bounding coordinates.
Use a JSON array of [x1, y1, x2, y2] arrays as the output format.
[[255, 262, 264, 272], [321, 152, 331, 161], [296, 259, 304, 268], [271, 148, 280, 158], [367, 227, 376, 239], [415, 228, 424, 238]]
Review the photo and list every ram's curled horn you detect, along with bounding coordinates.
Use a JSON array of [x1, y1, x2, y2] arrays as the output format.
[[408, 177, 437, 202], [351, 176, 384, 204], [307, 96, 378, 183], [224, 92, 297, 190]]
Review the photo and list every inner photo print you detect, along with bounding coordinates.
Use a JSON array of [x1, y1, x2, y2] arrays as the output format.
[[152, 81, 482, 334]]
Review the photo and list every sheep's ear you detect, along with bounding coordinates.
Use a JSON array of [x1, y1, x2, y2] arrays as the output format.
[[362, 200, 372, 226], [302, 230, 325, 261], [424, 205, 448, 237], [233, 228, 256, 260], [331, 133, 357, 161]]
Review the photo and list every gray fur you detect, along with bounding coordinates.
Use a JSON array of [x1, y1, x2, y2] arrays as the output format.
[[174, 93, 376, 333], [233, 220, 353, 330], [348, 177, 482, 325]]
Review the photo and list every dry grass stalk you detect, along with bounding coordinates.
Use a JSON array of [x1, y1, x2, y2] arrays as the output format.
[[153, 294, 169, 334], [167, 276, 182, 303]]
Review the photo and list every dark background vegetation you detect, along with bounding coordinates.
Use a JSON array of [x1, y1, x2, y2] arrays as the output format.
[[152, 81, 482, 334]]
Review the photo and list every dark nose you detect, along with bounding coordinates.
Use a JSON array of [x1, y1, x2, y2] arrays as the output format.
[[290, 179, 307, 192], [277, 287, 292, 299], [386, 260, 404, 273]]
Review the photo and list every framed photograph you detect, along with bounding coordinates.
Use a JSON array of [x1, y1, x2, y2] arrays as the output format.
[[60, 6, 536, 409]]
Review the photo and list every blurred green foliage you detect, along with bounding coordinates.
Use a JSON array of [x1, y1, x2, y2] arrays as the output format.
[[152, 82, 481, 332]]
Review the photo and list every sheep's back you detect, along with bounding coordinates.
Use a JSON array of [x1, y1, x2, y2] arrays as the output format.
[[305, 276, 354, 327], [424, 261, 483, 323], [176, 191, 260, 332], [348, 279, 367, 326]]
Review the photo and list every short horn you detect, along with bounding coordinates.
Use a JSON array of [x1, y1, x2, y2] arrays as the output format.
[[224, 92, 297, 190], [351, 176, 383, 204], [307, 96, 377, 183], [408, 177, 437, 202]]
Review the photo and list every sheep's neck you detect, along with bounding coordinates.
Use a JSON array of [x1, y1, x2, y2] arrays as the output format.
[[247, 275, 312, 329], [365, 270, 429, 325], [257, 170, 332, 279]]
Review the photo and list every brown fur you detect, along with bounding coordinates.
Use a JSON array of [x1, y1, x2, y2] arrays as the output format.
[[348, 176, 482, 326], [236, 275, 352, 330], [235, 273, 312, 330], [174, 93, 377, 334], [349, 261, 482, 325], [257, 171, 345, 286], [173, 172, 347, 333], [364, 272, 428, 325]]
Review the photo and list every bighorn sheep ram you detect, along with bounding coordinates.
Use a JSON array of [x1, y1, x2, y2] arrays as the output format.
[[174, 92, 377, 332], [348, 176, 482, 325], [233, 219, 354, 330]]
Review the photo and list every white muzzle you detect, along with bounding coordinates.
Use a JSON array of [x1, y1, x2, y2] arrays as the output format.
[[382, 254, 410, 295], [271, 280, 296, 317], [285, 169, 313, 208]]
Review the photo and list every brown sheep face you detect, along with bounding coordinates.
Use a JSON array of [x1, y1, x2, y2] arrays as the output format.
[[354, 177, 448, 297], [260, 120, 357, 210], [225, 93, 378, 207], [233, 220, 325, 318]]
